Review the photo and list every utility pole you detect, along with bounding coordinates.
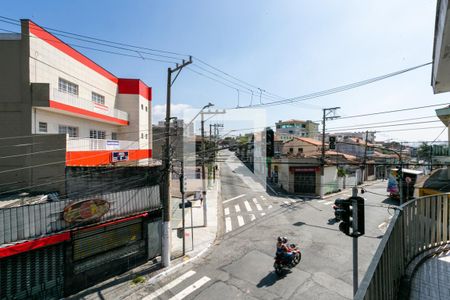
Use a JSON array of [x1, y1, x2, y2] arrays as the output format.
[[200, 110, 225, 227], [162, 56, 192, 268], [321, 107, 340, 196], [361, 131, 369, 183], [399, 142, 404, 205], [352, 186, 359, 296]]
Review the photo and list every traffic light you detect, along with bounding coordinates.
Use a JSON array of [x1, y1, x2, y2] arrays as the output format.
[[329, 136, 336, 150], [351, 196, 365, 236], [333, 197, 365, 237], [333, 198, 351, 235], [266, 128, 274, 157]]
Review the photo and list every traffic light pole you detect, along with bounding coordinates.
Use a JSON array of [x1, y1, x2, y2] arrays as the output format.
[[352, 187, 358, 296]]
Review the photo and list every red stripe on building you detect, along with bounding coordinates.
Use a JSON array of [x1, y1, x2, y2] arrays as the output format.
[[27, 20, 119, 84], [0, 232, 70, 259], [118, 79, 152, 101], [66, 149, 152, 166], [49, 100, 129, 125]]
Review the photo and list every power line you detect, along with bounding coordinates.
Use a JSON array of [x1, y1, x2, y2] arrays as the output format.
[[335, 102, 449, 121], [327, 115, 437, 130], [233, 62, 432, 109], [327, 120, 442, 132], [0, 16, 285, 104]]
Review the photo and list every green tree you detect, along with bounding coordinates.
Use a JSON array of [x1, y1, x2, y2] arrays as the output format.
[[417, 142, 432, 160]]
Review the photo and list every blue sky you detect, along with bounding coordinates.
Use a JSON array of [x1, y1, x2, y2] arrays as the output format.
[[2, 0, 448, 143]]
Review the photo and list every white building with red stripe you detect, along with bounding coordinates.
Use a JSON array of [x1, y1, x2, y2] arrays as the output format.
[[0, 19, 153, 175]]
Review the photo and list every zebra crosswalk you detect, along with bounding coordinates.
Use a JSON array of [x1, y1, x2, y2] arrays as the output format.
[[223, 194, 273, 233], [142, 270, 211, 300]]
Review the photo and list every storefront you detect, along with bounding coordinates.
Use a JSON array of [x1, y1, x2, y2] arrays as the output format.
[[64, 211, 161, 296], [291, 166, 319, 194], [0, 233, 69, 300]]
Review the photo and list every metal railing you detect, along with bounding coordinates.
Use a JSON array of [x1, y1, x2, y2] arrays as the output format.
[[356, 193, 450, 299], [52, 88, 128, 121], [67, 137, 139, 151]]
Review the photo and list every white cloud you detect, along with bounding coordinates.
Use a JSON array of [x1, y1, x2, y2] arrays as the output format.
[[152, 103, 193, 124]]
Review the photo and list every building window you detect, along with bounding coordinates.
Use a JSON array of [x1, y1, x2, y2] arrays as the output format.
[[92, 92, 105, 105], [59, 125, 78, 137], [289, 148, 294, 153], [145, 133, 148, 139], [38, 122, 47, 133], [298, 148, 303, 153], [141, 104, 144, 110], [111, 132, 117, 140], [141, 133, 144, 138], [90, 130, 106, 139], [145, 106, 148, 112], [58, 78, 78, 95]]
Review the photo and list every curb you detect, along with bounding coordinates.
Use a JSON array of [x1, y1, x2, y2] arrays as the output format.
[[147, 242, 212, 285], [147, 174, 221, 286]]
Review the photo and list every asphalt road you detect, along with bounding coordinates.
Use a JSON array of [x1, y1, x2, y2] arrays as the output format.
[[136, 150, 394, 300]]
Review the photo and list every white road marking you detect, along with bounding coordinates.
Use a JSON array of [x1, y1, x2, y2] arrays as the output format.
[[142, 270, 196, 300], [224, 207, 230, 216], [169, 276, 211, 300], [250, 214, 256, 221], [237, 215, 245, 227], [318, 200, 326, 203], [260, 195, 266, 200], [244, 200, 252, 212], [324, 201, 334, 205], [261, 212, 266, 216], [225, 217, 232, 232], [223, 194, 246, 204], [234, 204, 241, 213], [268, 205, 273, 209], [253, 198, 263, 211]]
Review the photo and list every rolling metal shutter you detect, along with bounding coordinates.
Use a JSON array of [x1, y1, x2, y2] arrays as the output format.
[[0, 243, 64, 300], [72, 218, 143, 262]]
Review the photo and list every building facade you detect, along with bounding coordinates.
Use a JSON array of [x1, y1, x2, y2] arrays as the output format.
[[0, 20, 153, 193], [275, 119, 319, 141]]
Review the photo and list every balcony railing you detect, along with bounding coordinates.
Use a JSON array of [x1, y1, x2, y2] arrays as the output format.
[[52, 88, 128, 121], [67, 138, 139, 151], [355, 193, 450, 299]]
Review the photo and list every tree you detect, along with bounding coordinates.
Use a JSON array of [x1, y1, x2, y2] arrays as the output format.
[[417, 142, 432, 161]]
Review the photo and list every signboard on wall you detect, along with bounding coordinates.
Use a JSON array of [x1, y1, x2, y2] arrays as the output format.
[[112, 151, 129, 162], [63, 199, 110, 223], [106, 140, 120, 150], [289, 166, 320, 173]]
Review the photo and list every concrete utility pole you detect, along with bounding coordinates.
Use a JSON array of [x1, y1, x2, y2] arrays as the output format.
[[162, 56, 192, 268], [200, 110, 225, 227], [321, 107, 340, 196], [361, 131, 369, 183], [352, 186, 358, 296]]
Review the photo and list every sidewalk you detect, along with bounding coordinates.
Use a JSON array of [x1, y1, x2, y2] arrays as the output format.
[[68, 177, 220, 300]]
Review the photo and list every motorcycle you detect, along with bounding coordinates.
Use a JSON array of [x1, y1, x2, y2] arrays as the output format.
[[273, 243, 302, 275]]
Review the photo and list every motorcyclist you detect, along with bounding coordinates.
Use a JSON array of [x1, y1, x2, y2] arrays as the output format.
[[276, 237, 293, 265]]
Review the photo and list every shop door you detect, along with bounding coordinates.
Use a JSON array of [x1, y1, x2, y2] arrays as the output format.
[[0, 243, 64, 300], [294, 172, 316, 194]]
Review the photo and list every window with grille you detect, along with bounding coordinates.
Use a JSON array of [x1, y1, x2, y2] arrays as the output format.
[[92, 92, 105, 105], [58, 78, 78, 95], [111, 132, 117, 140], [38, 122, 47, 133], [90, 130, 106, 139], [58, 125, 78, 137]]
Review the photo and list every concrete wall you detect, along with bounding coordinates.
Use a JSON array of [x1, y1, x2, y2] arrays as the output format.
[[34, 108, 119, 138], [0, 134, 66, 194], [116, 94, 150, 149]]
